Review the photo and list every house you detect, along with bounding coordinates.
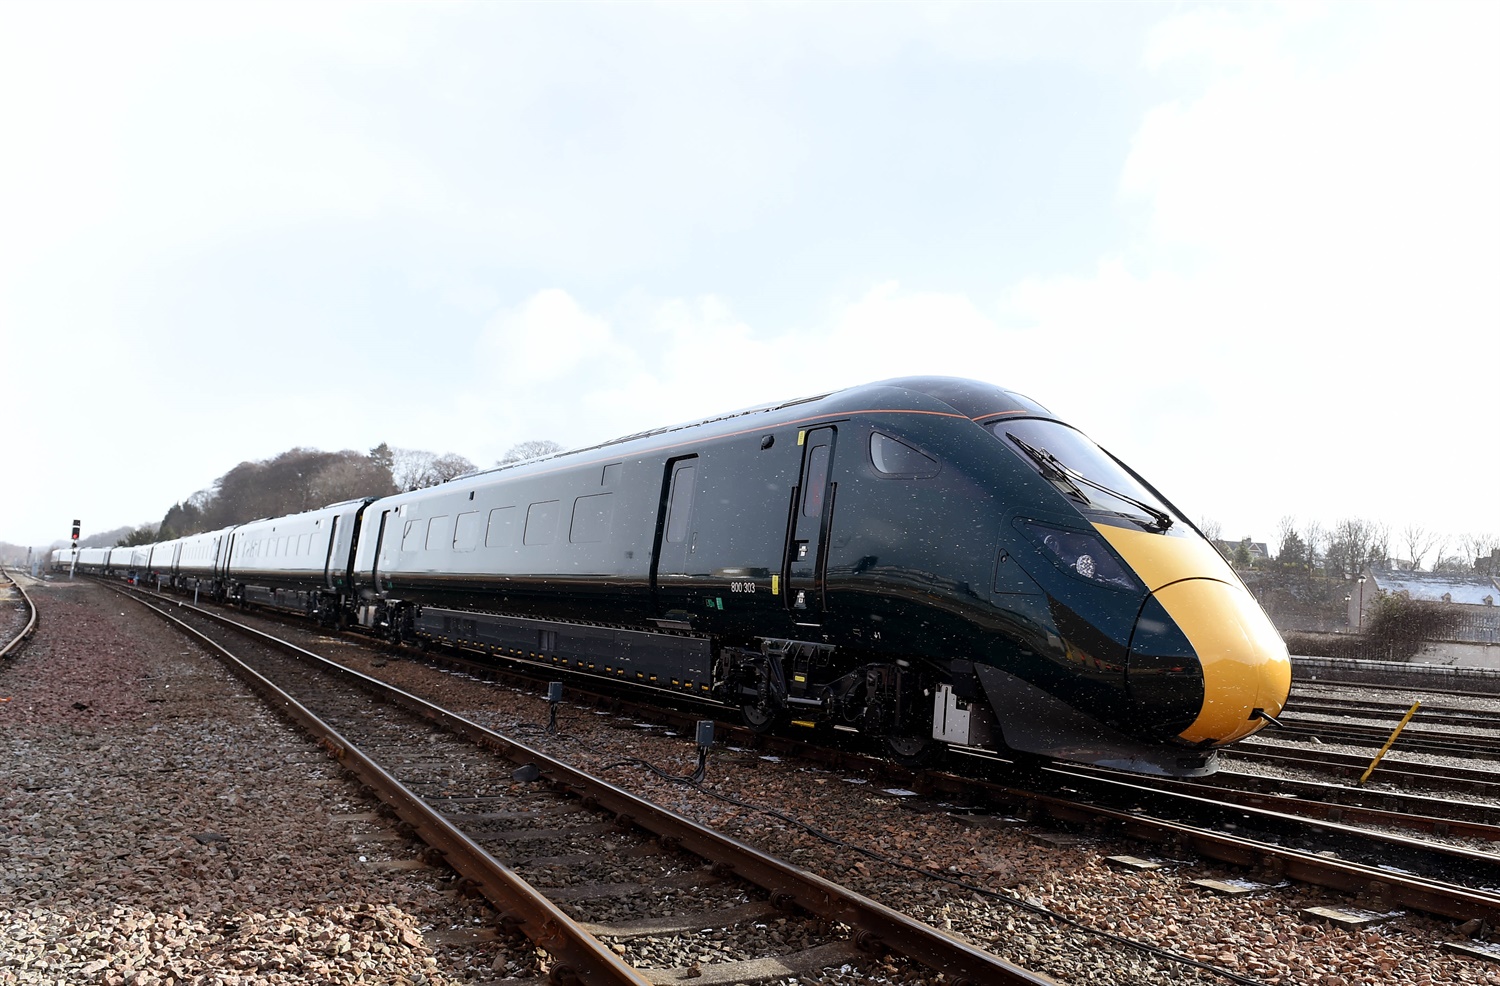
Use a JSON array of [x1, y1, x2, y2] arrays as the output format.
[[1353, 567, 1500, 642], [1211, 538, 1270, 566]]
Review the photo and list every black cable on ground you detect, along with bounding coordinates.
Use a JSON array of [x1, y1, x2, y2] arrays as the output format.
[[601, 755, 1272, 986]]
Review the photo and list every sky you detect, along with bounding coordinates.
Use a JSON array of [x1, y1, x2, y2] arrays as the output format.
[[2, 1, 1496, 556]]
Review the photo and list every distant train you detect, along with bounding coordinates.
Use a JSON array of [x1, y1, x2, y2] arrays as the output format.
[[57, 377, 1290, 775]]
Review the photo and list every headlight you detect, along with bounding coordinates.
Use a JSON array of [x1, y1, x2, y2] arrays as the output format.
[[1019, 521, 1139, 590]]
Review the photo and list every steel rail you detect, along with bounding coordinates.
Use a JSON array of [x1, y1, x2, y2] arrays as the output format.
[[1268, 717, 1500, 759], [124, 588, 651, 986], [1289, 697, 1500, 731], [1021, 787, 1500, 923], [129, 583, 1500, 949], [1205, 769, 1500, 829], [122, 587, 1053, 986], [1058, 762, 1500, 843], [1039, 764, 1500, 877], [219, 602, 1500, 924], [0, 569, 38, 659], [1228, 742, 1500, 788]]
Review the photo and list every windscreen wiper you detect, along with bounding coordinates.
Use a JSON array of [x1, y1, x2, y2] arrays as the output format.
[[1006, 433, 1090, 506], [1006, 433, 1173, 532]]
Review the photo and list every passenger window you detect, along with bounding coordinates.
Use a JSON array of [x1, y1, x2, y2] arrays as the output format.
[[870, 432, 939, 478], [453, 511, 482, 552], [426, 515, 452, 551], [485, 506, 516, 547], [402, 519, 422, 551], [570, 493, 614, 543], [524, 500, 560, 545]]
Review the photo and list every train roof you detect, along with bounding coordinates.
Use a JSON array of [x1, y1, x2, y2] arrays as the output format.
[[469, 376, 1055, 482]]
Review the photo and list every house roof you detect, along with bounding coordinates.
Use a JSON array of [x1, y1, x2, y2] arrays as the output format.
[[1367, 568, 1500, 606]]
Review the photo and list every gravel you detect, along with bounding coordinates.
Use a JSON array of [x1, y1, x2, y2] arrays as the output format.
[[1, 578, 529, 985], [7, 578, 1500, 985]]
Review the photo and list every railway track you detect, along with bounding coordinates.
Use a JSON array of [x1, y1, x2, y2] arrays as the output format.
[[1193, 766, 1500, 832], [1226, 740, 1500, 794], [122, 583, 1500, 936], [1288, 694, 1500, 733], [113, 584, 1050, 986], [0, 567, 39, 659], [884, 752, 1500, 925], [1049, 761, 1500, 848], [1026, 762, 1500, 897], [1267, 712, 1500, 759]]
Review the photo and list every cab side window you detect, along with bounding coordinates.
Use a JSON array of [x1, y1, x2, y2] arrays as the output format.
[[869, 432, 939, 478]]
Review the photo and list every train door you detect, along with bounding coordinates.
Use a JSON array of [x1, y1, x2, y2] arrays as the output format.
[[322, 514, 342, 590], [370, 509, 393, 589], [784, 426, 837, 620], [651, 456, 699, 620]]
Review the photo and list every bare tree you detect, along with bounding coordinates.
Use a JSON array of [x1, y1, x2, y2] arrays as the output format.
[[172, 447, 399, 532], [1434, 552, 1472, 573], [1197, 516, 1228, 561], [309, 456, 397, 503], [498, 440, 565, 466], [431, 453, 477, 483], [1459, 532, 1500, 576], [392, 448, 436, 492], [392, 448, 477, 491], [1324, 517, 1390, 579], [1399, 524, 1442, 572], [1302, 519, 1326, 572]]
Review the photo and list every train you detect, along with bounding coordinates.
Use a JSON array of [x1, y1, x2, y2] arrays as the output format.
[[54, 376, 1291, 776]]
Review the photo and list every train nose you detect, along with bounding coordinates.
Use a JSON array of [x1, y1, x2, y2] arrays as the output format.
[[1144, 578, 1291, 745]]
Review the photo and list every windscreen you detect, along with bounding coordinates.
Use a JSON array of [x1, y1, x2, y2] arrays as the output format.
[[990, 418, 1179, 531]]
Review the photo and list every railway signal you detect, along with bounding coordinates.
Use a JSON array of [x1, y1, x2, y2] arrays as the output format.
[[71, 519, 80, 541]]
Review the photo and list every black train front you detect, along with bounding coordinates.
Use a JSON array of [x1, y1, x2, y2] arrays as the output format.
[[352, 376, 1291, 776]]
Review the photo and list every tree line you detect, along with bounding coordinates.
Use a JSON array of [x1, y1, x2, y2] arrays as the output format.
[[115, 440, 564, 545], [1202, 515, 1499, 578]]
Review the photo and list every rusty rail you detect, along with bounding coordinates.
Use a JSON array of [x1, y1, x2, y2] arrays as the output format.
[[0, 569, 38, 660], [122, 586, 1054, 986]]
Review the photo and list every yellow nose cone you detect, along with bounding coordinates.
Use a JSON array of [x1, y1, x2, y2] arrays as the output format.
[[1091, 523, 1292, 747], [1153, 577, 1291, 745]]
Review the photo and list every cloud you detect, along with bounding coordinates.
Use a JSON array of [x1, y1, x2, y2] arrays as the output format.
[[480, 289, 620, 382], [1127, 3, 1500, 294], [1031, 2, 1500, 537]]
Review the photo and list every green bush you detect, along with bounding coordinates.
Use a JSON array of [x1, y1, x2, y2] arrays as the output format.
[[1362, 594, 1461, 660], [1283, 595, 1462, 661]]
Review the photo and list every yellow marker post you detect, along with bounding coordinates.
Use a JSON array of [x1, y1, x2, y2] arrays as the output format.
[[1358, 701, 1421, 785]]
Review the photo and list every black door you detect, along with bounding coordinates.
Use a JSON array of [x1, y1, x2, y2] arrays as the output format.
[[371, 509, 393, 589], [322, 514, 342, 591], [652, 456, 699, 622], [784, 427, 836, 621]]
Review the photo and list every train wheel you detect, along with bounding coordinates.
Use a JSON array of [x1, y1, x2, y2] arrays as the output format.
[[740, 700, 782, 734], [883, 733, 940, 768]]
